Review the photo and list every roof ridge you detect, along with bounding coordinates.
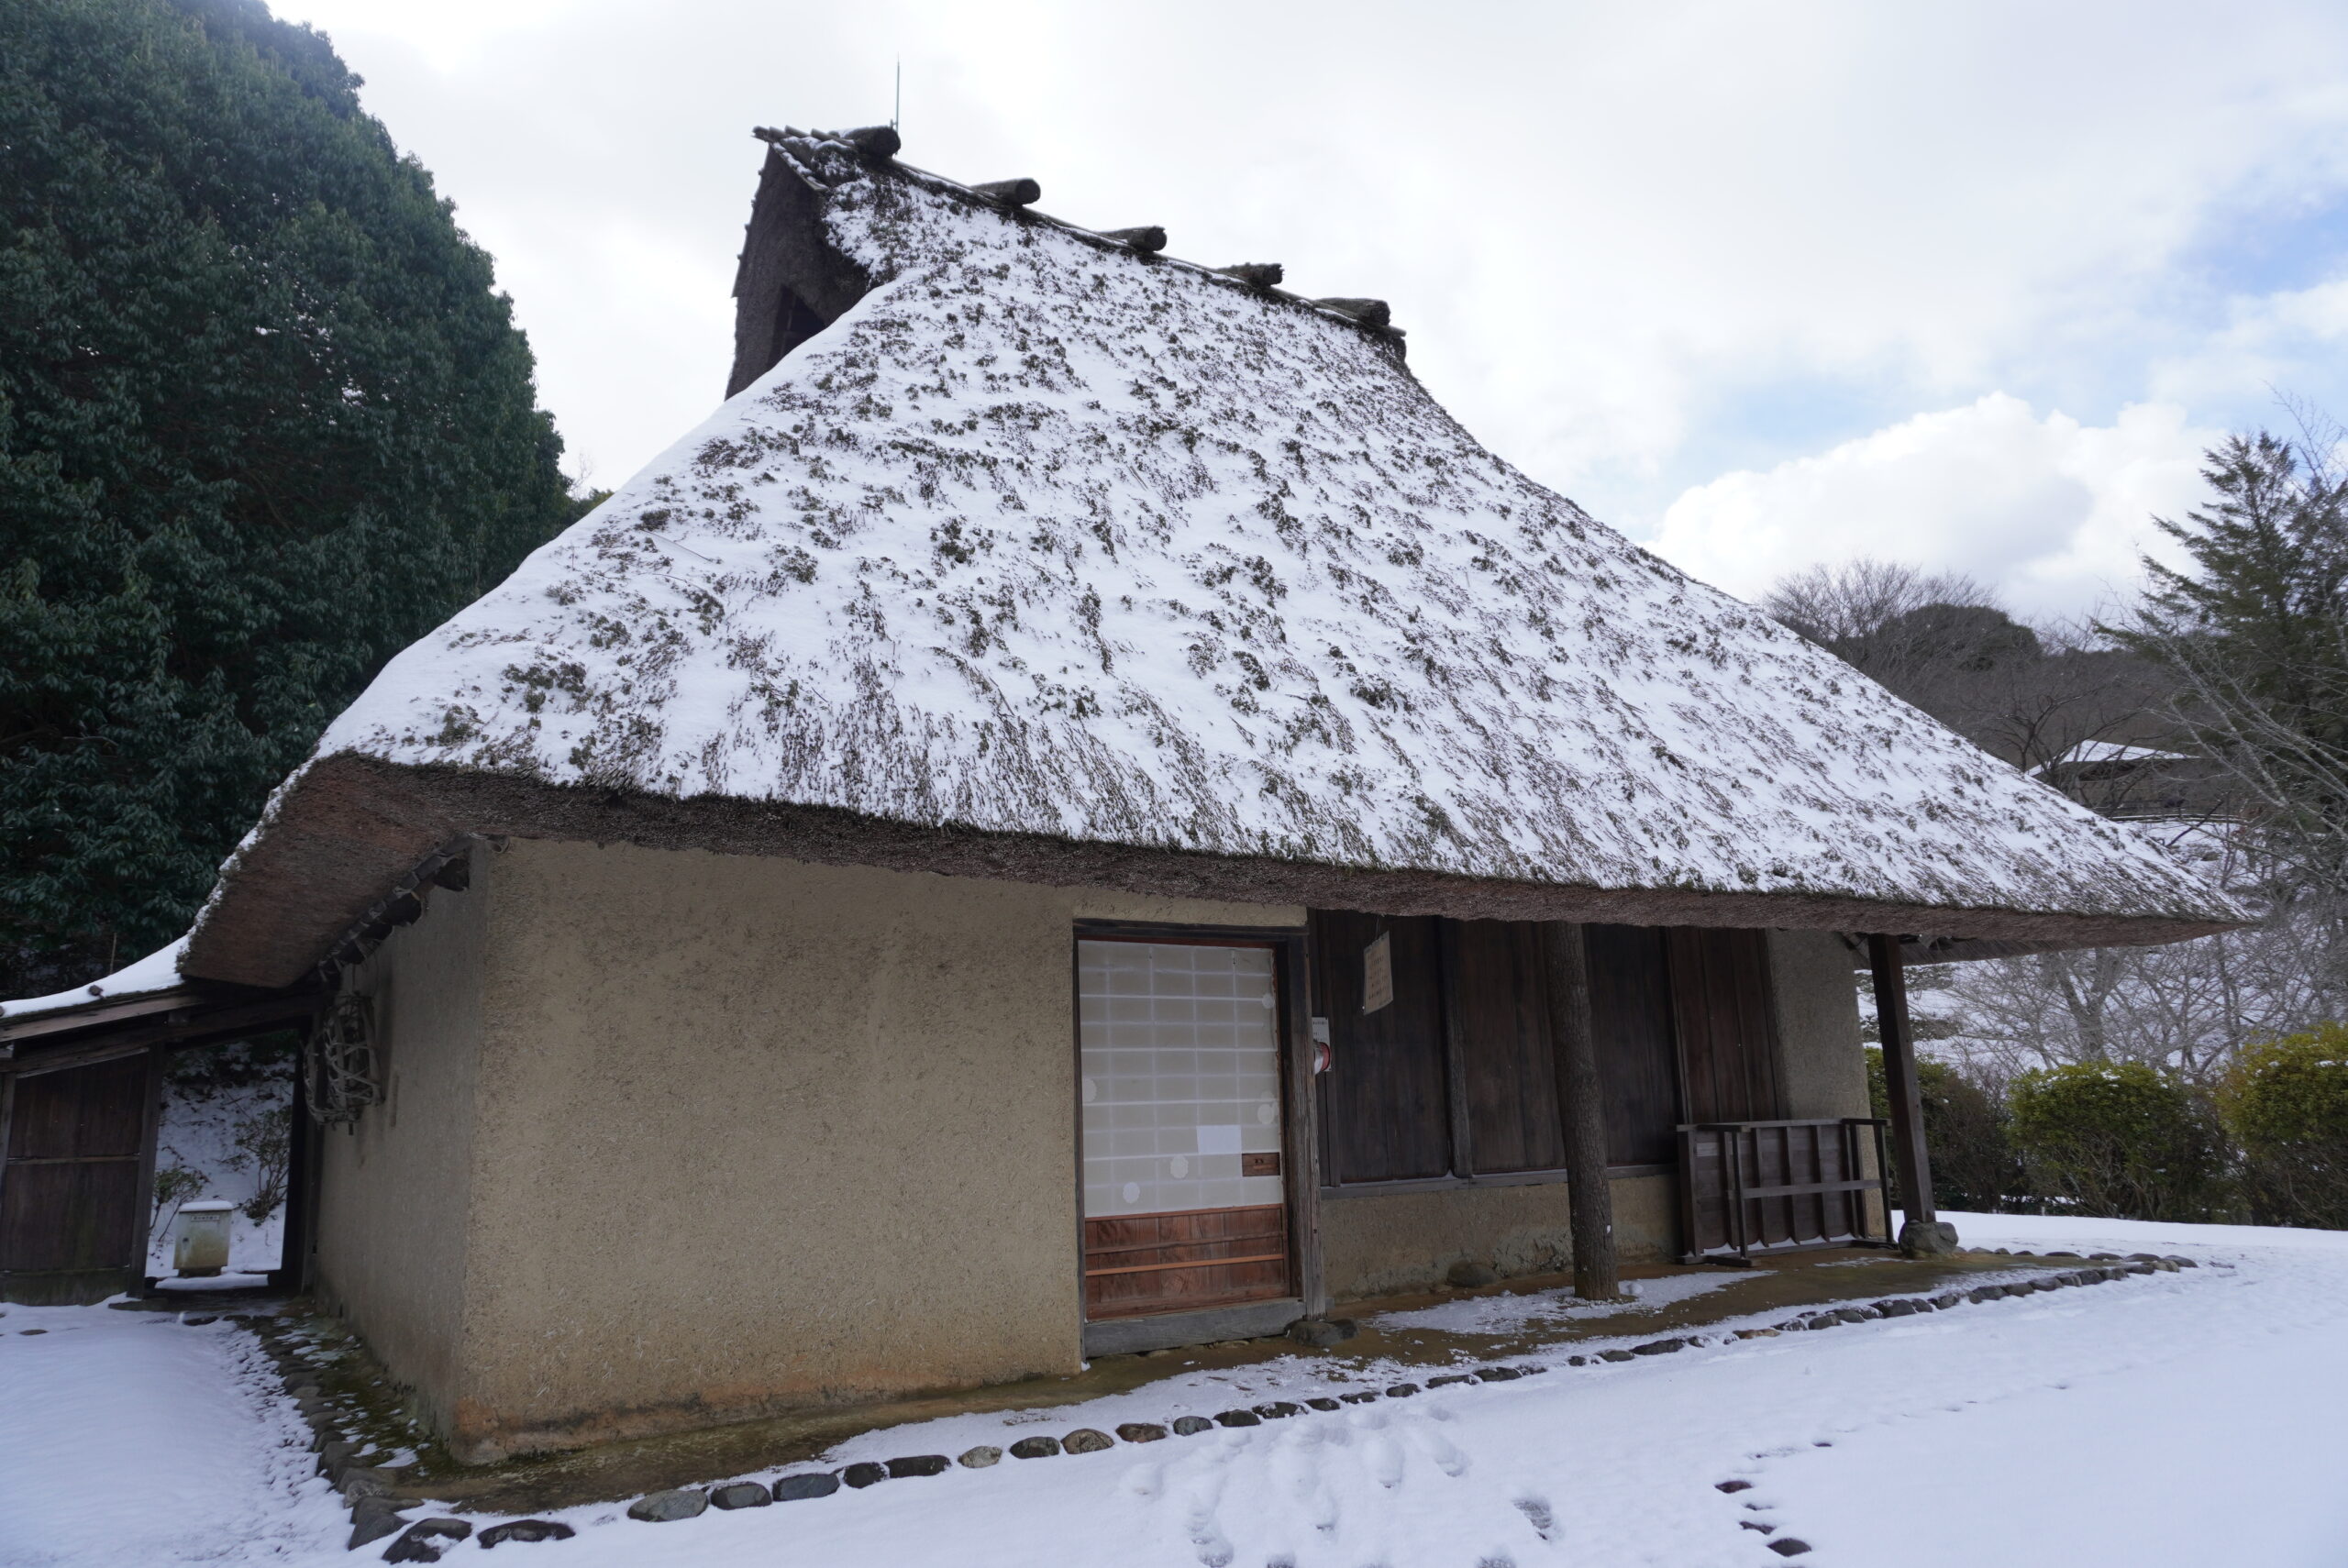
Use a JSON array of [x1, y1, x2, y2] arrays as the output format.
[[754, 124, 1407, 353]]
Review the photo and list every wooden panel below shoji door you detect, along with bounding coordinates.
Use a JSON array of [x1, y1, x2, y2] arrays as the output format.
[[1082, 1204, 1292, 1320]]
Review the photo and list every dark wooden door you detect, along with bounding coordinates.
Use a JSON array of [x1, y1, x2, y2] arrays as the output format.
[[1667, 928, 1783, 1125], [1, 1053, 159, 1304], [1587, 923, 1683, 1166], [1311, 911, 1451, 1184], [1444, 921, 1565, 1174]]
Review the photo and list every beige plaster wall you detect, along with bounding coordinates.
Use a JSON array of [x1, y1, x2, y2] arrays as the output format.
[[1610, 1172, 1679, 1263], [316, 851, 492, 1427], [1767, 928, 1887, 1231], [426, 839, 1300, 1461], [1769, 929, 1869, 1121], [1320, 1172, 1676, 1300]]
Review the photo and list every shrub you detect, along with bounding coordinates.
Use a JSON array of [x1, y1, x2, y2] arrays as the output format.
[[2218, 1024, 2348, 1229], [2008, 1061, 2227, 1221], [1865, 1047, 2025, 1213], [150, 1165, 205, 1224]]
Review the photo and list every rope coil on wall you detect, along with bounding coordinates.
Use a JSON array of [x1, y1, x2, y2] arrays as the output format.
[[305, 990, 382, 1127]]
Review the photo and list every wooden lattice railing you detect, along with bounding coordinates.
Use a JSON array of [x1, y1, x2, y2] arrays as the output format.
[[1676, 1117, 1894, 1263]]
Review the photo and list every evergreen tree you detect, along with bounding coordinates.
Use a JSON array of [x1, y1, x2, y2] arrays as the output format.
[[1, 0, 576, 993], [2111, 435, 2348, 997], [2127, 433, 2348, 745]]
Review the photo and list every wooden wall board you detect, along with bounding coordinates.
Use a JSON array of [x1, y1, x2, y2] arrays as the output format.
[[0, 1052, 154, 1303], [1666, 927, 1784, 1126], [1444, 921, 1566, 1175], [1311, 911, 1451, 1185], [1586, 923, 1682, 1168]]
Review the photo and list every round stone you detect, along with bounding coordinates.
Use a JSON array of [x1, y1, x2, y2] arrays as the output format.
[[775, 1472, 844, 1499], [626, 1489, 708, 1523]]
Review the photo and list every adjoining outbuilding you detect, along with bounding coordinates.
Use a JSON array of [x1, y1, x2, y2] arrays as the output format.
[[0, 124, 2237, 1464]]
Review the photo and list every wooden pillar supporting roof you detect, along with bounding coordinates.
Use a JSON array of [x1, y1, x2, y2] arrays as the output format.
[[1542, 922, 1623, 1299], [1866, 933, 1957, 1253]]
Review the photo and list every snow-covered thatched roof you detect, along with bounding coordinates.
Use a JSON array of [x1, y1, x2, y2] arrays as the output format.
[[182, 127, 2238, 987]]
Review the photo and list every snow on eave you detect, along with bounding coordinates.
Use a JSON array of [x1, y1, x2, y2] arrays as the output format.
[[250, 127, 2240, 935], [0, 935, 193, 1023], [2032, 741, 2194, 775]]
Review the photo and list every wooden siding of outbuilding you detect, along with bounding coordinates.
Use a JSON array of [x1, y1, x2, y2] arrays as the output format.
[[0, 985, 323, 1303]]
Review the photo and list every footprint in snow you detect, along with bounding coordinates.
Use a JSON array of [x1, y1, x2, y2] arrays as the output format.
[[1512, 1496, 1556, 1541], [1405, 1422, 1469, 1478], [1363, 1429, 1406, 1489]]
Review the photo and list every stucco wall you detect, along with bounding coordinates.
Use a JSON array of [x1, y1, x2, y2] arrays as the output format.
[[418, 839, 1300, 1461], [316, 850, 491, 1426], [1319, 1172, 1675, 1300], [1767, 927, 1886, 1231], [1769, 929, 1869, 1120]]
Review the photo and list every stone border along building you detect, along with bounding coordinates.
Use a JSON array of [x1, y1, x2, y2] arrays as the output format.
[[0, 125, 2237, 1464]]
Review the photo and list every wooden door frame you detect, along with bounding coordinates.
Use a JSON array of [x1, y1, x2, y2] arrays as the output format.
[[1070, 920, 1323, 1355], [129, 1046, 164, 1293], [0, 1068, 14, 1291]]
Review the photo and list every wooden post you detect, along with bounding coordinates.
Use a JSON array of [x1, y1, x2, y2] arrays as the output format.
[[128, 1047, 166, 1297], [1866, 934, 1952, 1250], [1542, 922, 1622, 1299]]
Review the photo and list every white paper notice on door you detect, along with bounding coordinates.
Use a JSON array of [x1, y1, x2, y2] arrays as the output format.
[[1363, 931, 1393, 1013], [1197, 1124, 1244, 1157]]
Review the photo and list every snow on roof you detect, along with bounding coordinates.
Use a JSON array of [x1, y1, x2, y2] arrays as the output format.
[[2034, 741, 2193, 773], [266, 129, 2232, 934], [0, 935, 190, 1022]]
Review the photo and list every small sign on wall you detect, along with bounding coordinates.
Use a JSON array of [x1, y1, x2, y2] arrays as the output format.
[[1363, 932, 1393, 1013]]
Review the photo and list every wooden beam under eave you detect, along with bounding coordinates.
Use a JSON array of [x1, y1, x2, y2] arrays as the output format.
[[1, 993, 327, 1077]]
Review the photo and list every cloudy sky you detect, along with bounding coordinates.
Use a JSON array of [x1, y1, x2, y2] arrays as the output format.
[[280, 0, 2348, 620]]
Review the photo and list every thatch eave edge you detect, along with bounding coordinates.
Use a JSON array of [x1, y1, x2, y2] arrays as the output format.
[[179, 755, 2243, 989]]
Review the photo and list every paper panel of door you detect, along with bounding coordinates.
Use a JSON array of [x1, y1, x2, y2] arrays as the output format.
[[1077, 940, 1292, 1320]]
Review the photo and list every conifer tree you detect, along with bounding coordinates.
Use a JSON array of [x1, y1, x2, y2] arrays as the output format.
[[2112, 431, 2348, 1012], [1, 0, 575, 993]]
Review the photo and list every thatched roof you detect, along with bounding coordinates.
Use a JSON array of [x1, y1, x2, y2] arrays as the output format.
[[180, 127, 2239, 988]]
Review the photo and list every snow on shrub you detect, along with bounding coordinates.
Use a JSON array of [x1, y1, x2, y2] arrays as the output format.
[[2009, 1060, 2228, 1222], [2219, 1024, 2348, 1229]]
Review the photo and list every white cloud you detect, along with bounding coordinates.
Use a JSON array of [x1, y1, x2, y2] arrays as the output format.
[[267, 0, 2348, 613], [1648, 396, 2221, 620]]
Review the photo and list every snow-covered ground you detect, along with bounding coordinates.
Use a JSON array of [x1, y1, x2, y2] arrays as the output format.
[[147, 1060, 292, 1277], [4, 1212, 2343, 1567]]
